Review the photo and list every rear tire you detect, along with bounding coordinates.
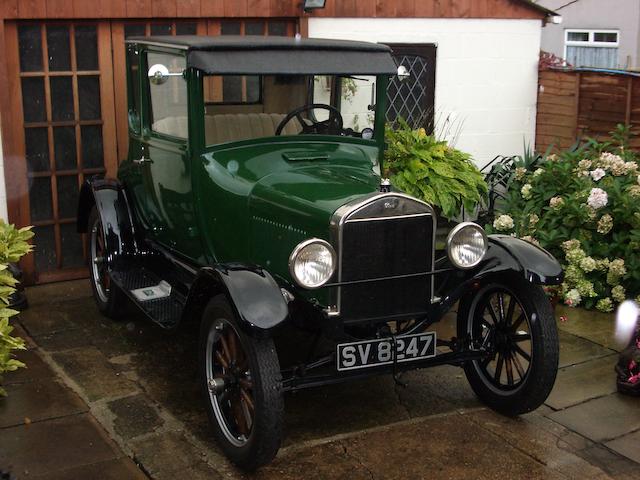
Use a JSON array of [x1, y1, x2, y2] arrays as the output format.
[[87, 207, 126, 319], [199, 295, 284, 471], [457, 274, 559, 416]]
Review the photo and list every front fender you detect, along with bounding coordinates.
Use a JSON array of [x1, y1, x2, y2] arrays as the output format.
[[184, 264, 289, 332], [432, 235, 563, 318], [77, 177, 139, 263]]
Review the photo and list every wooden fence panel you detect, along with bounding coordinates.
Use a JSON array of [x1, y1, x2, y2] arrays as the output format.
[[536, 69, 640, 153]]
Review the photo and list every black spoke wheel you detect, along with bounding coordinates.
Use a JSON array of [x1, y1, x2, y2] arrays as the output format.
[[458, 274, 559, 415], [87, 207, 126, 319], [199, 295, 283, 471]]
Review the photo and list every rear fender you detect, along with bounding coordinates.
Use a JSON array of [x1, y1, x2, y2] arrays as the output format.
[[432, 235, 563, 319], [77, 177, 139, 262], [183, 264, 289, 333]]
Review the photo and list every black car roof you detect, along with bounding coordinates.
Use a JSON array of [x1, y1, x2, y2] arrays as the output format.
[[127, 35, 392, 52], [126, 35, 398, 76]]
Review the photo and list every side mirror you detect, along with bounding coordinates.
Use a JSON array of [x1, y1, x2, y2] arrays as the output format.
[[397, 65, 410, 82], [148, 64, 183, 85]]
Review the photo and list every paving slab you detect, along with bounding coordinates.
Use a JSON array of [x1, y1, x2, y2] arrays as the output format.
[[556, 306, 621, 352], [3, 349, 54, 385], [548, 394, 640, 442], [0, 414, 122, 478], [129, 430, 223, 479], [558, 330, 617, 368], [0, 379, 87, 428], [466, 409, 609, 479], [51, 346, 138, 401], [605, 429, 640, 465], [575, 444, 640, 480], [546, 355, 618, 410], [25, 279, 92, 308], [107, 393, 164, 439], [31, 457, 148, 480], [261, 413, 566, 480]]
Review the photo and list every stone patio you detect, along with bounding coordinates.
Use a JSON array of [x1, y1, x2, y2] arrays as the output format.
[[1, 281, 639, 479]]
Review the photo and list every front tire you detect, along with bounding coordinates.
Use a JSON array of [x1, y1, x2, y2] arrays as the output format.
[[457, 274, 559, 416], [199, 295, 284, 471], [87, 207, 126, 319]]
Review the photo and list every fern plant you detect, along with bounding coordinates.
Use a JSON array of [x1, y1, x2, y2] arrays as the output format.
[[0, 220, 33, 396], [384, 119, 488, 219]]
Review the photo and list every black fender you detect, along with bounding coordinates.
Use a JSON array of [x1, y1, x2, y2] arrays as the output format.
[[183, 264, 289, 332], [77, 177, 139, 262], [432, 235, 563, 319]]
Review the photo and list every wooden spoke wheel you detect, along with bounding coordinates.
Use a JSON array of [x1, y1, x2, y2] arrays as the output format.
[[199, 295, 283, 471], [87, 207, 125, 318], [458, 274, 559, 416], [205, 318, 255, 446]]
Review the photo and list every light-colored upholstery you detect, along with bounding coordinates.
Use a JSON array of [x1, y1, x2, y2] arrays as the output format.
[[152, 116, 189, 139], [152, 113, 301, 145]]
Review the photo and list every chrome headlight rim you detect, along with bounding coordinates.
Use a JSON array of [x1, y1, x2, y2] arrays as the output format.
[[446, 222, 488, 270], [288, 238, 337, 290]]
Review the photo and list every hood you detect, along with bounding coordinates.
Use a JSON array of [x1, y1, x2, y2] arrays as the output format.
[[249, 165, 380, 235]]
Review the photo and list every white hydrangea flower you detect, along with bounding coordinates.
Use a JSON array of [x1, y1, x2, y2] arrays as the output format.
[[549, 196, 564, 209], [578, 159, 592, 170], [493, 214, 515, 232], [564, 289, 582, 307], [587, 188, 608, 210], [514, 167, 527, 181], [579, 256, 597, 273], [533, 168, 544, 177], [521, 184, 533, 200], [612, 285, 626, 303], [590, 168, 606, 181]]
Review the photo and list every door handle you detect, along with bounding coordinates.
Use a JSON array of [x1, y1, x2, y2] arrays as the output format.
[[133, 156, 153, 165]]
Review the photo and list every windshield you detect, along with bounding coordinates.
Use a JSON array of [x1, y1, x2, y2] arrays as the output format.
[[202, 74, 377, 146]]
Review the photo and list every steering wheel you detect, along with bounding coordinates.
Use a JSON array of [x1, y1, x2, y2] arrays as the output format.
[[275, 104, 343, 136]]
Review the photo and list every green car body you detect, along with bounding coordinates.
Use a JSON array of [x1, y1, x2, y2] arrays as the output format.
[[77, 35, 564, 471]]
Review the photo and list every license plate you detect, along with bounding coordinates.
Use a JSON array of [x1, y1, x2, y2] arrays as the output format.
[[337, 332, 436, 372]]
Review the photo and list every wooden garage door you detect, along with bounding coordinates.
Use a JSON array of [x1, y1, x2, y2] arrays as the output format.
[[5, 21, 117, 284], [6, 18, 296, 284]]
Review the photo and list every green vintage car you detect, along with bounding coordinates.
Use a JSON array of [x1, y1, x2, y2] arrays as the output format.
[[77, 35, 563, 470]]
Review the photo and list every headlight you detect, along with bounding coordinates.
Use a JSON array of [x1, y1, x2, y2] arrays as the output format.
[[446, 222, 488, 269], [289, 239, 336, 289]]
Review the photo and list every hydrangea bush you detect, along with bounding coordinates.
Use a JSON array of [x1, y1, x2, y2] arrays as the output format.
[[486, 126, 640, 311]]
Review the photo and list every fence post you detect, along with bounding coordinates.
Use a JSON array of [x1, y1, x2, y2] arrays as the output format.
[[574, 72, 581, 140], [626, 76, 633, 127]]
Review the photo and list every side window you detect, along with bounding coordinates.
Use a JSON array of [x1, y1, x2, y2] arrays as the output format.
[[147, 52, 187, 139], [127, 46, 141, 133], [204, 75, 261, 104], [312, 75, 376, 132]]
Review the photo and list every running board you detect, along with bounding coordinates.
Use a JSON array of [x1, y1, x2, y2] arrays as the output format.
[[110, 266, 185, 329]]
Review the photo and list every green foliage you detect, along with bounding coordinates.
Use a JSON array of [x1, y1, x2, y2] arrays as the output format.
[[486, 125, 640, 311], [384, 119, 488, 219], [0, 221, 33, 396]]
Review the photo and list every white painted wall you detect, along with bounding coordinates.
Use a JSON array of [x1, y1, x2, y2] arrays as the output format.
[[308, 18, 542, 168], [0, 124, 7, 221]]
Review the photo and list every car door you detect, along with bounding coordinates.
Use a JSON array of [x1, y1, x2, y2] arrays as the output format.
[[142, 50, 202, 260]]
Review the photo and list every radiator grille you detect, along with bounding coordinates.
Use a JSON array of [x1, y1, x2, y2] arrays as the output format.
[[339, 214, 433, 320]]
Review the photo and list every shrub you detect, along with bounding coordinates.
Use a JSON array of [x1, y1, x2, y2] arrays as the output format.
[[384, 119, 488, 220], [0, 221, 33, 396], [486, 125, 640, 311]]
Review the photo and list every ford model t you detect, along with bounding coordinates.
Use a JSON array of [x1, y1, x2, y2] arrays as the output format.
[[77, 35, 563, 470]]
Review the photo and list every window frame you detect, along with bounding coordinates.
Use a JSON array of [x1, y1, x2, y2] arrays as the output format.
[[204, 75, 263, 106], [143, 48, 189, 142], [564, 29, 619, 55]]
